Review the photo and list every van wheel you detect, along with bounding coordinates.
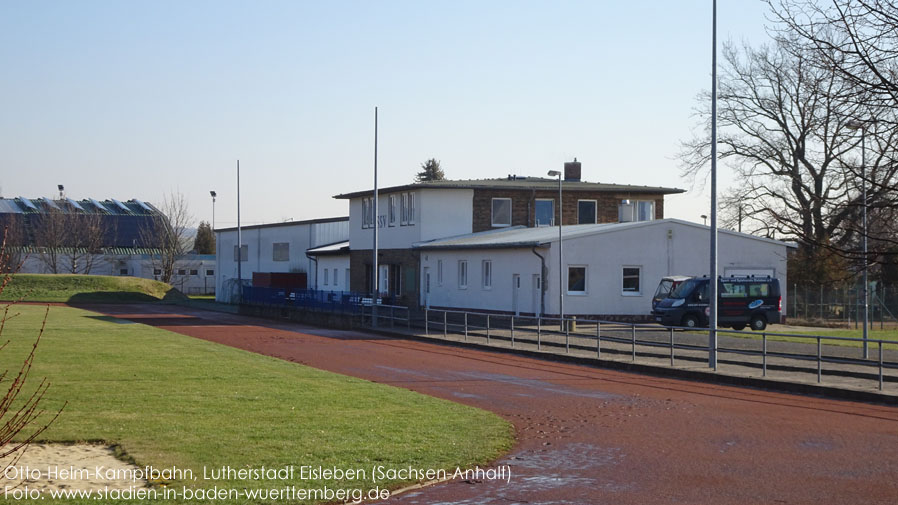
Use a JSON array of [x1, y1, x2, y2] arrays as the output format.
[[750, 315, 767, 331], [732, 324, 746, 331], [682, 314, 700, 328]]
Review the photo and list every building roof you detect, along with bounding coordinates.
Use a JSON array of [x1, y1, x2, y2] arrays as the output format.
[[334, 177, 685, 199], [214, 216, 348, 233], [306, 240, 350, 256], [0, 197, 160, 216], [413, 219, 793, 250]]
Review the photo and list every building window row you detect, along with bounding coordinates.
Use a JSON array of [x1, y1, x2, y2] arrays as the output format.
[[370, 193, 416, 229], [492, 196, 646, 227]]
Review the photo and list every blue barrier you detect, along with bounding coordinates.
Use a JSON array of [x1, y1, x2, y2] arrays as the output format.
[[241, 286, 398, 313]]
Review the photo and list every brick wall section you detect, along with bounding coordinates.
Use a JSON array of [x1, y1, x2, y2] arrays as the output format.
[[350, 248, 421, 306], [472, 189, 666, 232]]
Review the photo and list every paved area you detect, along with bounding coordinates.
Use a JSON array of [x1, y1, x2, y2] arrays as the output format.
[[89, 304, 898, 504]]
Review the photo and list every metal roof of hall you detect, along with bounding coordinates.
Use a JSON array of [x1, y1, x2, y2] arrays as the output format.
[[334, 177, 685, 199], [413, 219, 791, 250], [0, 197, 160, 216]]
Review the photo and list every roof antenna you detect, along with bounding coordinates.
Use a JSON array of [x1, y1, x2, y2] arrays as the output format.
[[57, 184, 65, 199]]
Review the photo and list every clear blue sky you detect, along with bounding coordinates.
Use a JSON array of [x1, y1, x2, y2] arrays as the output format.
[[1, 0, 772, 228]]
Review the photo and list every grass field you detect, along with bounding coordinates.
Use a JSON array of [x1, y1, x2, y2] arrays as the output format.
[[0, 305, 513, 504], [719, 326, 898, 350], [0, 274, 188, 303]]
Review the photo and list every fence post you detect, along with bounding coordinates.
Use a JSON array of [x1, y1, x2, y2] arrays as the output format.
[[443, 311, 447, 338], [486, 314, 490, 344], [464, 312, 468, 341], [537, 316, 541, 350], [669, 327, 674, 366], [762, 333, 767, 377], [596, 322, 601, 359], [631, 324, 636, 361], [565, 318, 570, 354], [879, 341, 884, 391], [391, 306, 395, 328], [511, 315, 515, 348], [425, 308, 429, 336], [819, 284, 823, 321], [817, 336, 822, 383]]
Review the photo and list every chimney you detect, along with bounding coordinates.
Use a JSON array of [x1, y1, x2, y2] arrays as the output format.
[[564, 158, 581, 182]]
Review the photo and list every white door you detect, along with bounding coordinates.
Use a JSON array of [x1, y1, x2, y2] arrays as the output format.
[[512, 274, 521, 316], [378, 265, 389, 296], [532, 274, 541, 316], [422, 267, 431, 308]]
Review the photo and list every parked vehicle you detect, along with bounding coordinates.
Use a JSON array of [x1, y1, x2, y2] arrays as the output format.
[[652, 276, 781, 331], [651, 275, 692, 310]]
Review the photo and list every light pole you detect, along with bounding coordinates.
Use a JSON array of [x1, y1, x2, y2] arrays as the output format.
[[548, 170, 563, 328], [846, 120, 870, 358], [701, 214, 708, 226], [210, 191, 217, 230], [709, 0, 720, 369]]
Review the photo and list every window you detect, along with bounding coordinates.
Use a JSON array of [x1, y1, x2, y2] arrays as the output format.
[[119, 268, 128, 276], [206, 269, 214, 276], [190, 269, 198, 276], [324, 268, 329, 285], [273, 242, 289, 261], [153, 268, 162, 276], [619, 200, 655, 222], [482, 260, 492, 289], [491, 198, 512, 227], [407, 192, 415, 225], [567, 266, 587, 294], [622, 266, 641, 295], [578, 200, 597, 224], [400, 193, 409, 225], [437, 260, 443, 286], [178, 269, 187, 275], [535, 199, 554, 226], [389, 195, 397, 226], [362, 197, 375, 228], [458, 260, 468, 289], [234, 244, 248, 261], [333, 268, 338, 286]]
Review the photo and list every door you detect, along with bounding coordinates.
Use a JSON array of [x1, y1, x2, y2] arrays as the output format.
[[532, 274, 541, 316], [378, 265, 389, 297], [512, 274, 521, 315], [422, 267, 431, 308]]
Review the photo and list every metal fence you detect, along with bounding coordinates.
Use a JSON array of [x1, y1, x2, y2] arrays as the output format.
[[788, 283, 898, 326], [419, 309, 897, 391]]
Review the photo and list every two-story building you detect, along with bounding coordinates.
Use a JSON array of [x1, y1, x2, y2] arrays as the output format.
[[334, 160, 685, 307]]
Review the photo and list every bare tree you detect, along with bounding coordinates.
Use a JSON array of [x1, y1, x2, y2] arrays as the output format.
[[33, 210, 67, 274], [680, 35, 898, 281], [66, 212, 105, 275], [141, 192, 193, 284]]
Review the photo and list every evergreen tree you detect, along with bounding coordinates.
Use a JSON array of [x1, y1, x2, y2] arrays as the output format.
[[415, 158, 445, 182], [193, 221, 215, 254]]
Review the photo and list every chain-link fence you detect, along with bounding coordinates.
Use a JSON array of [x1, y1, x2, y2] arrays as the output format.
[[787, 283, 898, 327]]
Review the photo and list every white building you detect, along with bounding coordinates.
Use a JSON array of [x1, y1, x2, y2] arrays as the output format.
[[215, 217, 349, 302], [307, 241, 350, 292], [415, 219, 790, 319]]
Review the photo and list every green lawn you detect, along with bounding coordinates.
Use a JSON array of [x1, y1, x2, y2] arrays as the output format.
[[719, 326, 898, 350], [0, 274, 188, 303], [0, 305, 513, 504]]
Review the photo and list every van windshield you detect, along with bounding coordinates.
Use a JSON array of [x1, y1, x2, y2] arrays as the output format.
[[654, 279, 673, 299], [670, 278, 701, 299]]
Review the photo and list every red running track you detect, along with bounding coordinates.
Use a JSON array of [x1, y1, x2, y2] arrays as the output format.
[[89, 304, 898, 504]]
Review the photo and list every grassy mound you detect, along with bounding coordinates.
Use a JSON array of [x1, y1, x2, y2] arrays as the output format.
[[1, 305, 513, 504], [0, 274, 188, 303]]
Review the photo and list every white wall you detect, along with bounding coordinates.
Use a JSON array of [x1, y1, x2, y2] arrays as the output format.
[[420, 221, 789, 317], [419, 249, 544, 315], [215, 219, 348, 301], [349, 189, 473, 250], [314, 254, 351, 292]]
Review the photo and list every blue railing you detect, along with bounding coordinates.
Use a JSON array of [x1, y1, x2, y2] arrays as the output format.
[[241, 286, 399, 313]]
